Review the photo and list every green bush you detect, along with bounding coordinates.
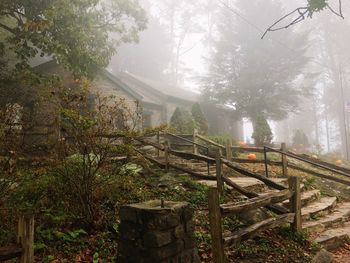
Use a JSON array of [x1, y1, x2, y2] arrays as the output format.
[[191, 103, 208, 135], [252, 115, 273, 146], [169, 107, 195, 134]]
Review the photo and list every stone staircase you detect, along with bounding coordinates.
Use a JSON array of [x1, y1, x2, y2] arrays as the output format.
[[151, 154, 350, 252]]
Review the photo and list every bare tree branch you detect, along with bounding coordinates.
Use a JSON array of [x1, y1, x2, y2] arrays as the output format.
[[262, 0, 344, 39]]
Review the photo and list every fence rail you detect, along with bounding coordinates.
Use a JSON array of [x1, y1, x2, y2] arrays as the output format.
[[208, 176, 301, 263]]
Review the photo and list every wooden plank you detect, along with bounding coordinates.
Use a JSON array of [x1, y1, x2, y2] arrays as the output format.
[[193, 129, 198, 154], [0, 245, 23, 260], [18, 213, 34, 263], [216, 154, 224, 194], [164, 142, 169, 172], [222, 177, 289, 215], [223, 213, 295, 246], [222, 159, 287, 191], [208, 188, 225, 263], [156, 131, 160, 157], [288, 176, 302, 232], [289, 164, 350, 186], [264, 147, 269, 178], [196, 134, 226, 149], [226, 140, 233, 161], [281, 143, 288, 178], [220, 190, 292, 216], [169, 149, 216, 164]]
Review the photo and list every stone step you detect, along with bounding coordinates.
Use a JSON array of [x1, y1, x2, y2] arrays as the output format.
[[303, 202, 350, 233], [314, 222, 350, 251], [302, 197, 337, 220], [282, 189, 321, 208], [198, 177, 287, 192]]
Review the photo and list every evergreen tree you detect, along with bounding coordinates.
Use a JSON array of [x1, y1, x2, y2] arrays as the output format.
[[292, 129, 309, 147], [170, 107, 195, 134], [191, 103, 208, 135], [252, 115, 273, 146], [201, 0, 310, 138]]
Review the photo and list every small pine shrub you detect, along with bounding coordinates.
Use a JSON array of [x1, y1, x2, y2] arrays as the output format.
[[170, 107, 195, 134], [191, 103, 208, 135], [252, 115, 273, 146]]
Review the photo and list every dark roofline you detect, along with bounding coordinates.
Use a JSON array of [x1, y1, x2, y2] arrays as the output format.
[[120, 72, 197, 104], [102, 70, 144, 101], [119, 72, 167, 99]]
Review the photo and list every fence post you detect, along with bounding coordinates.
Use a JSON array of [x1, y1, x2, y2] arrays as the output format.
[[263, 147, 269, 178], [281, 143, 288, 178], [164, 141, 169, 172], [193, 129, 198, 154], [288, 176, 302, 232], [17, 213, 34, 263], [208, 188, 225, 263], [226, 140, 232, 161], [157, 131, 160, 157], [216, 153, 224, 194]]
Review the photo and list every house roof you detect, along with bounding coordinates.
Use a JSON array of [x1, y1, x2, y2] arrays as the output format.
[[118, 72, 199, 104]]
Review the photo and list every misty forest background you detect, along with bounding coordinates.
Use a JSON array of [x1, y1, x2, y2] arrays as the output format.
[[1, 0, 350, 262], [111, 0, 350, 158]]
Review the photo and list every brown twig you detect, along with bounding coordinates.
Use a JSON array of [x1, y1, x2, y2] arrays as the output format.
[[262, 0, 344, 39]]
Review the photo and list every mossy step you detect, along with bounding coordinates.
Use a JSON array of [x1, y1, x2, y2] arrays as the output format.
[[282, 189, 321, 208], [303, 202, 350, 233], [314, 222, 350, 251], [302, 197, 337, 220]]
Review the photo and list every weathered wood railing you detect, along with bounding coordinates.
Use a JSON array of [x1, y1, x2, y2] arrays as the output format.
[[264, 146, 350, 186], [208, 176, 301, 263], [0, 213, 34, 263]]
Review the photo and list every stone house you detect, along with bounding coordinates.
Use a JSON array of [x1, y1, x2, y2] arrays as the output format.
[[32, 60, 243, 138]]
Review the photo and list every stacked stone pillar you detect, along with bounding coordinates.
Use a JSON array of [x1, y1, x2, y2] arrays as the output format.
[[117, 200, 200, 263]]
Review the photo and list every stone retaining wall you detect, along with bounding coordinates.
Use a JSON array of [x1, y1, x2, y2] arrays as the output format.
[[117, 200, 200, 263]]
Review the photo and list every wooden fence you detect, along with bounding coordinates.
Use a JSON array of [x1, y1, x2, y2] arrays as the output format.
[[0, 213, 34, 263], [208, 178, 301, 262], [139, 132, 350, 263]]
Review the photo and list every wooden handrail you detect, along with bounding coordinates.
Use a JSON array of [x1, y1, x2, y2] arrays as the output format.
[[222, 159, 287, 191], [291, 152, 350, 174], [220, 189, 292, 216], [208, 177, 301, 263], [195, 134, 226, 150], [166, 132, 209, 150], [222, 176, 289, 215], [289, 163, 350, 186], [223, 213, 295, 246], [265, 146, 350, 179], [169, 149, 216, 164]]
